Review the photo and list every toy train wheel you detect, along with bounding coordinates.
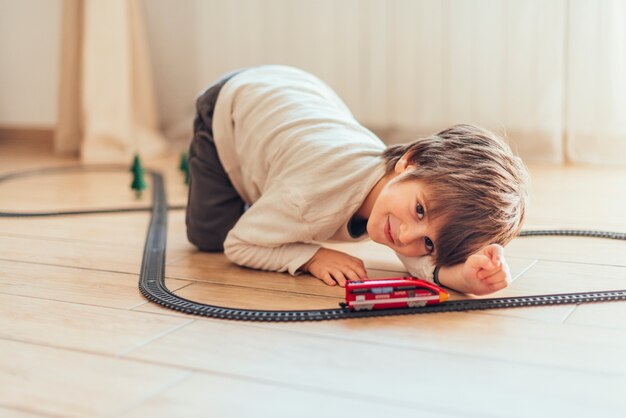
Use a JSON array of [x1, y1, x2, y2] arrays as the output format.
[[407, 301, 427, 308]]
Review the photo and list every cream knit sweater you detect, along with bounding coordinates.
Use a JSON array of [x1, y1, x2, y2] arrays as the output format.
[[211, 66, 435, 280]]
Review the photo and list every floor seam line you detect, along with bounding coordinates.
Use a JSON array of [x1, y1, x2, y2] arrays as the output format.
[[108, 370, 195, 418], [560, 303, 579, 324], [117, 319, 196, 357]]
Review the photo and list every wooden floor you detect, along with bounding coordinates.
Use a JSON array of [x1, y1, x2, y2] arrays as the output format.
[[1, 138, 625, 418]]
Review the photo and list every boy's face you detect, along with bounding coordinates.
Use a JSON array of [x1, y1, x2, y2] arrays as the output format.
[[367, 164, 442, 258]]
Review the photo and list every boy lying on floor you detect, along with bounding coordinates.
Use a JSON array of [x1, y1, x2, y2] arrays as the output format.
[[186, 65, 529, 296]]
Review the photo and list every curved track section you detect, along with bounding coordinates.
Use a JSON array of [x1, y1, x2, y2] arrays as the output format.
[[0, 165, 184, 217], [2, 165, 626, 322]]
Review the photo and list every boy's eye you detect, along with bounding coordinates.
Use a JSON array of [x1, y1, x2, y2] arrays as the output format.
[[425, 237, 435, 253], [416, 203, 425, 219]]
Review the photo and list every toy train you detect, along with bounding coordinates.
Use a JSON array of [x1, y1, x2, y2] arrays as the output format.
[[342, 277, 448, 311]]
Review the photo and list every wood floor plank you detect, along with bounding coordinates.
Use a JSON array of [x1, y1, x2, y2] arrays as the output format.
[[501, 260, 626, 294], [0, 213, 150, 247], [474, 304, 576, 323], [566, 302, 626, 330], [0, 209, 192, 251], [124, 318, 626, 418], [505, 235, 626, 266], [0, 339, 189, 418], [136, 281, 340, 314], [0, 259, 191, 309], [0, 293, 193, 356], [119, 370, 456, 418], [0, 212, 148, 246], [166, 251, 346, 298], [0, 234, 189, 275], [522, 166, 626, 227], [0, 234, 144, 273]]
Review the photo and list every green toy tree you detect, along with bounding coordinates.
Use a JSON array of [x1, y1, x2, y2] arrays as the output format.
[[179, 151, 190, 185], [130, 154, 147, 198]]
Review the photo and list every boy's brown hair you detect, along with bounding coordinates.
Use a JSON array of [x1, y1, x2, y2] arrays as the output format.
[[382, 124, 529, 267]]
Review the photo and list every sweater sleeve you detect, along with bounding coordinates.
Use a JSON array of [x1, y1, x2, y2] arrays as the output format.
[[223, 187, 321, 276], [395, 253, 436, 283]]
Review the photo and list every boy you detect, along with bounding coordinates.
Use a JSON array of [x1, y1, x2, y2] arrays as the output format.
[[186, 65, 529, 296]]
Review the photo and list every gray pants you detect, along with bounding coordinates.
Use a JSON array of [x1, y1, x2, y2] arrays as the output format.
[[186, 71, 246, 251]]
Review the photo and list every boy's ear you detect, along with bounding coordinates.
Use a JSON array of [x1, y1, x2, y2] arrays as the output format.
[[394, 152, 414, 173]]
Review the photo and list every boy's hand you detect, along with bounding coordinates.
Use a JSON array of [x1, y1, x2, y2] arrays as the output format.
[[300, 248, 368, 287], [461, 244, 511, 296]]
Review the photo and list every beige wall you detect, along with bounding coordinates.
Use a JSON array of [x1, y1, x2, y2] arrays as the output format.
[[0, 0, 60, 127], [0, 0, 197, 133], [142, 0, 198, 135]]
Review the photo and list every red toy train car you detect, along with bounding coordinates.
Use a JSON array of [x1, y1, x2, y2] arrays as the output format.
[[344, 277, 448, 311]]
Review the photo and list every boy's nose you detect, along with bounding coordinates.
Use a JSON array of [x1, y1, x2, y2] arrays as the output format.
[[398, 223, 424, 246]]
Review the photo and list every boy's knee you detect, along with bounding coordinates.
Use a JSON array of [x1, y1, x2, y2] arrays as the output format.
[[186, 223, 224, 252]]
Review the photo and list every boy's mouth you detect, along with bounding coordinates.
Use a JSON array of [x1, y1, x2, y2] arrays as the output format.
[[385, 216, 395, 246]]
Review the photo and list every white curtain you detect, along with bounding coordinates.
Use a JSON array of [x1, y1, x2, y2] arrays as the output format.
[[187, 0, 626, 165], [566, 0, 626, 164], [373, 0, 566, 163], [55, 0, 166, 162]]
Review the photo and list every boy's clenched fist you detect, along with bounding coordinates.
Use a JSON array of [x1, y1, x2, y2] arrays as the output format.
[[461, 244, 512, 295]]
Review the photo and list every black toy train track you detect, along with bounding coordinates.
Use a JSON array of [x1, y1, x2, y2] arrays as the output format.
[[2, 165, 626, 322]]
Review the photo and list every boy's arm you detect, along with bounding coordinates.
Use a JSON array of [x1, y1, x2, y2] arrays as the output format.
[[223, 188, 322, 275], [437, 244, 512, 295], [436, 264, 471, 293]]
